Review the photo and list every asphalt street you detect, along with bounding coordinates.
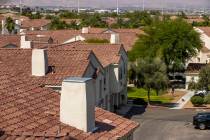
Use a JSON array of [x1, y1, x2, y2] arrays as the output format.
[[128, 107, 210, 140]]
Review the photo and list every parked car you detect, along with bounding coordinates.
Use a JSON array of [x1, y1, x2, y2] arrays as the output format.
[[194, 90, 207, 98], [193, 112, 210, 130]]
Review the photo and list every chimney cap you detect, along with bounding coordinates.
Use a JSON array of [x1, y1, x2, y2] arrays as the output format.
[[64, 77, 92, 83]]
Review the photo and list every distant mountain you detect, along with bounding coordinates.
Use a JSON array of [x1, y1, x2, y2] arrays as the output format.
[[3, 0, 210, 9], [0, 0, 10, 4]]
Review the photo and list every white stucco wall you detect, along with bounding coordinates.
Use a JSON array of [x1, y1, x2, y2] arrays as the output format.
[[20, 35, 32, 49]]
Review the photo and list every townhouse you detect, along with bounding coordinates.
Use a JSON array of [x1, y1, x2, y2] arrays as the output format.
[[0, 41, 128, 112], [21, 19, 51, 31], [52, 43, 128, 112], [0, 26, 138, 111], [188, 27, 210, 64], [0, 58, 139, 140], [24, 27, 140, 51], [0, 26, 140, 139], [186, 27, 210, 89], [185, 63, 207, 89]]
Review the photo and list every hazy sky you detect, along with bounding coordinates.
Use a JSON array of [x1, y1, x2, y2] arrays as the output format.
[[3, 0, 210, 9]]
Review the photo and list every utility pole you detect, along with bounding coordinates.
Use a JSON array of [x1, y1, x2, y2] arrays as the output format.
[[77, 0, 80, 14], [161, 0, 165, 16], [117, 0, 119, 15], [142, 0, 145, 11], [19, 0, 22, 15]]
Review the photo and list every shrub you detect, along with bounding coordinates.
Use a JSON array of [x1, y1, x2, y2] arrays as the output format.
[[204, 94, 210, 104], [191, 96, 204, 106], [188, 81, 198, 90]]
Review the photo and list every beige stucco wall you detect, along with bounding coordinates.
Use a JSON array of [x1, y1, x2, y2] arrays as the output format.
[[185, 74, 199, 89], [60, 78, 95, 132], [188, 51, 209, 64]]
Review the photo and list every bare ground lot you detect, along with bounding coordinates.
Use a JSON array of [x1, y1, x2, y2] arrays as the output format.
[[127, 107, 210, 140]]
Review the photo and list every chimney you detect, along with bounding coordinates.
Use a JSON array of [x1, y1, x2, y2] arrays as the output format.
[[82, 27, 89, 34], [110, 33, 120, 44], [20, 35, 32, 49], [32, 49, 48, 76], [1, 20, 5, 35], [15, 19, 21, 25], [60, 77, 95, 132]]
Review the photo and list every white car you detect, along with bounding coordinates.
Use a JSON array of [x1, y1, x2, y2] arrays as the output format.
[[194, 90, 207, 97]]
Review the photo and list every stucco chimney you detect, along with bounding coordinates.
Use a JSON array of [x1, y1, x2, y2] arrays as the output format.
[[20, 35, 32, 49], [110, 33, 120, 44], [15, 19, 21, 25], [1, 20, 5, 35], [82, 27, 89, 34], [60, 77, 95, 132], [32, 49, 48, 76]]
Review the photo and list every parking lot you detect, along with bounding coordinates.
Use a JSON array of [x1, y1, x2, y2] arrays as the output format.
[[128, 107, 210, 140]]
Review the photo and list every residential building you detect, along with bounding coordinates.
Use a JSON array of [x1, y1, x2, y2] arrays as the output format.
[[0, 59, 139, 140], [21, 19, 51, 31], [188, 27, 210, 64], [24, 27, 141, 51], [0, 28, 133, 111], [185, 63, 206, 89], [53, 43, 128, 112]]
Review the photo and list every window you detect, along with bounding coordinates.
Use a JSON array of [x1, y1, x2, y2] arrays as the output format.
[[119, 67, 123, 80], [92, 68, 98, 79], [104, 77, 106, 91], [99, 79, 102, 99], [197, 57, 200, 63]]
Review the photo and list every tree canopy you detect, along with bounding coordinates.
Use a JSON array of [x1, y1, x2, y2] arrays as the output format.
[[5, 17, 15, 34], [129, 18, 202, 72], [197, 65, 210, 91], [136, 58, 168, 103]]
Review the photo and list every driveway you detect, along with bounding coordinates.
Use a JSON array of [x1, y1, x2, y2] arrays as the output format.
[[127, 107, 210, 140]]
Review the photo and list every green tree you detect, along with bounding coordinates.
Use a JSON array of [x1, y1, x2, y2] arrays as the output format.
[[80, 14, 108, 28], [5, 17, 15, 34], [202, 14, 210, 26], [129, 18, 202, 72], [49, 17, 68, 30], [197, 65, 210, 91], [136, 58, 168, 104]]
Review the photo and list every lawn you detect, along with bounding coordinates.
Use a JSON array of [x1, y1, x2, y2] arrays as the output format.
[[128, 87, 173, 104]]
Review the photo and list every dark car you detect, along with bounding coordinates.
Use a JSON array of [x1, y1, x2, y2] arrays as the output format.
[[193, 112, 210, 130]]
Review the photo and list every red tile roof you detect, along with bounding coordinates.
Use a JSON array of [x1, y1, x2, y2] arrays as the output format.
[[0, 35, 20, 48], [53, 43, 124, 67], [186, 63, 207, 73], [21, 19, 51, 29], [24, 28, 139, 51], [25, 30, 80, 44], [0, 48, 92, 86], [0, 62, 139, 140]]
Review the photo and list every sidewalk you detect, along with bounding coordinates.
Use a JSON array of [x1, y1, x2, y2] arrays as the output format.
[[170, 90, 194, 109]]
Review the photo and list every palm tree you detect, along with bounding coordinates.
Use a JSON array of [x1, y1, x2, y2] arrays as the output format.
[[5, 17, 15, 34]]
